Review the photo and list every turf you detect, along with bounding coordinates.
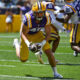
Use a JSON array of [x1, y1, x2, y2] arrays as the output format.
[[0, 32, 80, 80]]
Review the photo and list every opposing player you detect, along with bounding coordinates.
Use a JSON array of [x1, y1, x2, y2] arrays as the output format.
[[13, 2, 63, 78], [55, 0, 80, 56]]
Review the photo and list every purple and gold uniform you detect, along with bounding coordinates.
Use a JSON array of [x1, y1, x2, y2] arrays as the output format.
[[63, 2, 80, 44], [20, 10, 51, 60], [42, 1, 62, 41]]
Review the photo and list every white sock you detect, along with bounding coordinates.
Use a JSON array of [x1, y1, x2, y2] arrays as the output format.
[[52, 67, 58, 75]]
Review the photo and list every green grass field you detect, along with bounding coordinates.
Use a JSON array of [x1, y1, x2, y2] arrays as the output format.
[[0, 32, 80, 80]]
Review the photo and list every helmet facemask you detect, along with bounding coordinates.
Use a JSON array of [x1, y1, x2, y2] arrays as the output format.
[[34, 11, 45, 21]]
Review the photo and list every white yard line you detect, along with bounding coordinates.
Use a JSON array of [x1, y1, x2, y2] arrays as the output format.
[[0, 75, 39, 79], [0, 59, 20, 62], [23, 64, 48, 67], [0, 41, 12, 43], [0, 59, 38, 63], [0, 50, 15, 52], [56, 53, 72, 54], [0, 65, 16, 67], [0, 49, 72, 54], [0, 36, 19, 38]]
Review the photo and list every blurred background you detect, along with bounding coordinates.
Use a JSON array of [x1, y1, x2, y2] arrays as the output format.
[[0, 0, 71, 33], [0, 0, 33, 32]]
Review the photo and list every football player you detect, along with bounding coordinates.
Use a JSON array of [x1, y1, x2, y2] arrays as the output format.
[[33, 0, 65, 64], [55, 0, 80, 56], [13, 2, 63, 78]]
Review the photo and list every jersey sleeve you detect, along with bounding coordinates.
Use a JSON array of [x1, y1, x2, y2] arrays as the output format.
[[46, 12, 52, 25], [23, 15, 27, 26]]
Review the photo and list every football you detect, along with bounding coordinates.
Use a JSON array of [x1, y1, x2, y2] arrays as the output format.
[[29, 43, 41, 53]]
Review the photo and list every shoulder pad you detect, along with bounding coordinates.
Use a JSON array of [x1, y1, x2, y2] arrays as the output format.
[[46, 3, 56, 10]]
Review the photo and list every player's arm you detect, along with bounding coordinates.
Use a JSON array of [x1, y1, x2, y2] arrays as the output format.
[[56, 13, 72, 23], [55, 5, 75, 23], [45, 24, 51, 42], [20, 16, 30, 47], [44, 12, 52, 42]]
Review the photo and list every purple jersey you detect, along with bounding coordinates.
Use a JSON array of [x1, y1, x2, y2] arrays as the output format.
[[23, 10, 51, 34]]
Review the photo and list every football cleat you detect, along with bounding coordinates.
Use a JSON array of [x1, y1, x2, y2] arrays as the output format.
[[54, 73, 63, 79], [73, 51, 78, 57], [35, 51, 44, 64], [13, 38, 18, 48]]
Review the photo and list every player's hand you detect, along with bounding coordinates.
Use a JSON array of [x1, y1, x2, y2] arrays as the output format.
[[29, 43, 41, 53], [37, 40, 46, 50]]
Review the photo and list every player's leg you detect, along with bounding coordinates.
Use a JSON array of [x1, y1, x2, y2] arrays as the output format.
[[35, 51, 44, 64], [13, 38, 20, 58], [35, 26, 60, 64], [50, 24, 60, 53], [43, 42, 63, 78], [70, 24, 80, 56], [52, 36, 60, 53], [13, 37, 29, 62], [20, 37, 29, 62]]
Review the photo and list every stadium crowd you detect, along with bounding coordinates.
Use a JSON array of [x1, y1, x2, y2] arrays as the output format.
[[0, 0, 31, 14], [0, 0, 31, 8]]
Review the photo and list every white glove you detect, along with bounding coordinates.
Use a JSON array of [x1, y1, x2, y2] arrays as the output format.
[[37, 40, 46, 50]]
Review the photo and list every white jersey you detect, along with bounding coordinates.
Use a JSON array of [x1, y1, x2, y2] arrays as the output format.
[[64, 3, 79, 24], [42, 1, 65, 31]]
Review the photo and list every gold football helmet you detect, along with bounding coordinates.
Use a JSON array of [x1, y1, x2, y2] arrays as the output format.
[[32, 2, 46, 21], [32, 2, 46, 12]]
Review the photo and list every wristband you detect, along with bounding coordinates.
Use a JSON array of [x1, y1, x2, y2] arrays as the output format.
[[25, 40, 30, 47], [41, 40, 46, 46]]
